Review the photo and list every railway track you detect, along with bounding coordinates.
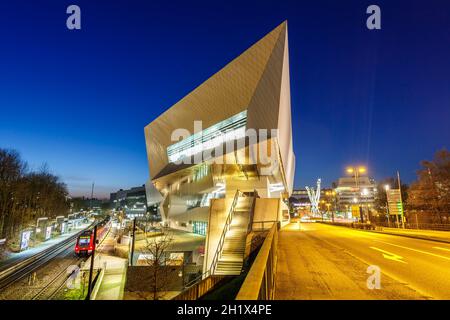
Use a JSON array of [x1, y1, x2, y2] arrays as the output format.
[[30, 257, 84, 300], [0, 219, 112, 300], [0, 229, 86, 291]]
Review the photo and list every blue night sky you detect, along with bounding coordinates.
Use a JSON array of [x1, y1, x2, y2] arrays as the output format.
[[0, 0, 449, 198]]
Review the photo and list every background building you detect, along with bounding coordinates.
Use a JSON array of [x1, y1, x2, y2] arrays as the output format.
[[110, 185, 148, 218], [290, 188, 336, 217], [335, 176, 377, 212]]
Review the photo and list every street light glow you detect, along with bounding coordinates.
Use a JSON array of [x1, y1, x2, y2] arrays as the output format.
[[384, 184, 390, 191], [346, 166, 367, 174]]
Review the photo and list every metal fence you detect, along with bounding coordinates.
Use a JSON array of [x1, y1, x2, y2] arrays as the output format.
[[235, 223, 278, 300], [375, 222, 450, 231]]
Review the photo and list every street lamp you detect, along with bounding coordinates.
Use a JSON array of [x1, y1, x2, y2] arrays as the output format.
[[326, 203, 331, 220], [346, 166, 367, 223]]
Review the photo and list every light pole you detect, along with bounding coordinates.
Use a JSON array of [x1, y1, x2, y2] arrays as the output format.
[[397, 171, 405, 229], [326, 203, 331, 220], [87, 224, 97, 300], [326, 190, 336, 222], [130, 217, 136, 266], [361, 188, 370, 223], [346, 166, 367, 223]]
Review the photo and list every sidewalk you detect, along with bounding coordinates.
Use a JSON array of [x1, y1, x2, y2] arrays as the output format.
[[94, 256, 127, 300], [371, 226, 450, 243], [0, 223, 90, 271], [83, 226, 127, 300]]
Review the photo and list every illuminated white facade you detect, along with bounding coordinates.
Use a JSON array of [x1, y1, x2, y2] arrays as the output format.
[[144, 21, 295, 233]]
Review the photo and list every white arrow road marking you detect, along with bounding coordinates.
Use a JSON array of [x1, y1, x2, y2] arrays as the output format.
[[373, 240, 450, 261], [370, 246, 407, 264], [433, 246, 450, 252]]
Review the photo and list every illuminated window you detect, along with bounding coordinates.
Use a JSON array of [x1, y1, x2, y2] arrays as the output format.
[[167, 110, 247, 163], [192, 221, 207, 236]]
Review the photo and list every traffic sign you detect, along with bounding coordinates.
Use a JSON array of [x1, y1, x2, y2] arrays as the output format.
[[387, 189, 403, 216]]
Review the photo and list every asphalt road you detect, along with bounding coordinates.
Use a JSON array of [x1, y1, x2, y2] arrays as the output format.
[[275, 222, 450, 300]]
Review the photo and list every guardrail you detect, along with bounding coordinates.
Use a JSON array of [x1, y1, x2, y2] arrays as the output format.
[[252, 220, 278, 232], [90, 267, 105, 300], [236, 223, 278, 300], [375, 222, 450, 231], [318, 221, 376, 230]]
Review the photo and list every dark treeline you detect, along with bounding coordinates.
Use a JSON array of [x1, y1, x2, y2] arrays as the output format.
[[407, 149, 450, 223], [0, 148, 69, 244], [375, 149, 450, 224]]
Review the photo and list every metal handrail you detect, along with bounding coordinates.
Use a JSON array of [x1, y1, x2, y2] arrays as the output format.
[[252, 220, 278, 231], [236, 223, 278, 300], [247, 189, 259, 234], [209, 189, 243, 275]]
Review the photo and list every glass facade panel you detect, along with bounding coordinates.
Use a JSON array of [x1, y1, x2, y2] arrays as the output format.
[[167, 110, 247, 163], [192, 221, 207, 236]]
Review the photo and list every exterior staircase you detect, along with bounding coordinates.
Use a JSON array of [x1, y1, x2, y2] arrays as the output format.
[[214, 193, 254, 276]]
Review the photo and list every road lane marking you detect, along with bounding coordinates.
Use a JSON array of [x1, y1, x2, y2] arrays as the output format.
[[369, 247, 407, 264], [373, 240, 450, 262], [433, 246, 450, 252]]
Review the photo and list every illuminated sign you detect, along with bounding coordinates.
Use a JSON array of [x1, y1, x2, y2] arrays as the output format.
[[351, 205, 360, 218], [387, 189, 403, 216], [45, 226, 52, 240], [20, 230, 32, 251]]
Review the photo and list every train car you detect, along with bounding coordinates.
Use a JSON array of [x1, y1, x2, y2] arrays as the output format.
[[74, 217, 110, 256], [75, 230, 95, 256]]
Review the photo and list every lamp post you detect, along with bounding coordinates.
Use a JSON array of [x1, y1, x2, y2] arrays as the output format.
[[326, 190, 336, 222], [361, 188, 370, 223], [397, 171, 405, 229], [320, 200, 325, 221], [87, 224, 97, 300], [346, 166, 367, 223]]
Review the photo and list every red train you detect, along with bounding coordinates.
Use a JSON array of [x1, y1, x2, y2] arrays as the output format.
[[75, 218, 109, 256], [75, 230, 95, 256]]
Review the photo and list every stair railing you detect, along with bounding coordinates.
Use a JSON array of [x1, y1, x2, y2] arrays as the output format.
[[210, 189, 243, 275], [247, 189, 259, 234]]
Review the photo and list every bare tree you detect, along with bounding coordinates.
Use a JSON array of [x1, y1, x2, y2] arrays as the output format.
[[0, 148, 69, 247], [143, 230, 174, 300], [408, 149, 450, 223]]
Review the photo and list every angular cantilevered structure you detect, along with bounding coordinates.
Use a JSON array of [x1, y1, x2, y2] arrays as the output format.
[[144, 21, 295, 275]]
